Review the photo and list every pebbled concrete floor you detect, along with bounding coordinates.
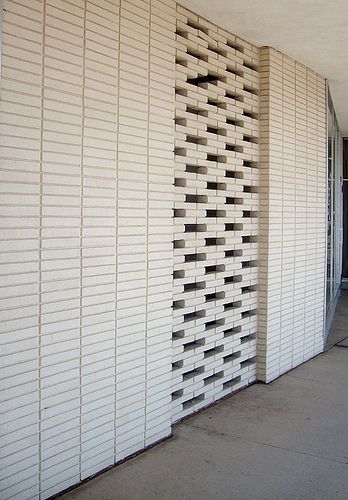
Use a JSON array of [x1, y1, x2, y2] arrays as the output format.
[[63, 294, 348, 500]]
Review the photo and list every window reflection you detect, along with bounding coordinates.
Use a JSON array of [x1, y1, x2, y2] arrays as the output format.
[[327, 90, 342, 312]]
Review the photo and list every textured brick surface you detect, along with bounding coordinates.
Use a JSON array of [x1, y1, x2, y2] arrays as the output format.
[[0, 0, 175, 498], [258, 47, 327, 382], [0, 3, 328, 500], [172, 5, 259, 422]]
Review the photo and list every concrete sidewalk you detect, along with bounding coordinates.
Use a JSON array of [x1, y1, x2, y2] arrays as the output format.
[[64, 304, 348, 500]]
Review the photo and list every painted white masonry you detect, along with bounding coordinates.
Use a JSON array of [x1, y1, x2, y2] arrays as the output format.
[[0, 3, 328, 500], [172, 5, 259, 422], [0, 0, 175, 498], [258, 47, 327, 382]]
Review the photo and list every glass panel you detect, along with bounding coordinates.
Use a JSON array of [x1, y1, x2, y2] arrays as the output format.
[[327, 115, 333, 307], [326, 90, 343, 314]]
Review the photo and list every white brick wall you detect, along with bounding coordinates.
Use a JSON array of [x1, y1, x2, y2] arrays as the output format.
[[258, 47, 327, 382], [0, 0, 175, 498], [0, 4, 329, 500], [172, 5, 259, 422]]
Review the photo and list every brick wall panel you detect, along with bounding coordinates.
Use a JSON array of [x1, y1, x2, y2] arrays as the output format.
[[172, 5, 259, 422], [258, 48, 327, 382], [0, 0, 174, 498]]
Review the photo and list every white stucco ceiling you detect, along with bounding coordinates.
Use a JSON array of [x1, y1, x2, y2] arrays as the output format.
[[180, 0, 348, 135]]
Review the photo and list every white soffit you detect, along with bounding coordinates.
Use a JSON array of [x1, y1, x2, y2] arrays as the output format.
[[180, 0, 348, 135]]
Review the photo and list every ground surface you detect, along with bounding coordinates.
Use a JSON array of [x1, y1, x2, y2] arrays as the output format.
[[63, 296, 348, 500]]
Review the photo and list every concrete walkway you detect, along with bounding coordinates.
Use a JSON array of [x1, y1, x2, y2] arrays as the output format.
[[326, 290, 348, 349], [64, 297, 348, 500]]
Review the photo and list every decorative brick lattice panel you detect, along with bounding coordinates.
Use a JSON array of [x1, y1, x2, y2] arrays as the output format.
[[172, 6, 259, 422]]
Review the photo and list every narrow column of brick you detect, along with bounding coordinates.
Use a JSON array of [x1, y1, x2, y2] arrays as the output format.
[[258, 47, 327, 382]]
